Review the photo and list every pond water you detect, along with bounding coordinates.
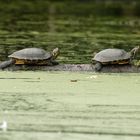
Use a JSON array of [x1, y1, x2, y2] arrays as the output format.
[[0, 2, 140, 139], [0, 1, 140, 63], [0, 71, 140, 140]]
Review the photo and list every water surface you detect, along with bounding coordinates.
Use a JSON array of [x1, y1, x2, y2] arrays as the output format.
[[0, 71, 140, 139], [0, 1, 140, 63]]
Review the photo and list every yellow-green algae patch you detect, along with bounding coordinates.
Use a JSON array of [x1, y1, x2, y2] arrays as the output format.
[[0, 71, 140, 139]]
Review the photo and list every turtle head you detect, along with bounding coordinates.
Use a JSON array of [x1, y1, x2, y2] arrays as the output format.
[[52, 48, 60, 60], [130, 46, 140, 58]]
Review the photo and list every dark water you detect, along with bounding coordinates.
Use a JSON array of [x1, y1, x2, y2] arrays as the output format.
[[0, 0, 140, 63]]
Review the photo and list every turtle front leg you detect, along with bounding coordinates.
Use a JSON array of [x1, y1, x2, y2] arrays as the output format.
[[50, 60, 59, 65], [44, 60, 59, 66], [95, 62, 102, 71]]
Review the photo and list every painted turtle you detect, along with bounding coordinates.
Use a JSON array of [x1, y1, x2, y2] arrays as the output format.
[[0, 47, 59, 69], [92, 46, 139, 71]]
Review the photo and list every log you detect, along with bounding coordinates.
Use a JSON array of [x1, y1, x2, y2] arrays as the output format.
[[2, 64, 140, 73]]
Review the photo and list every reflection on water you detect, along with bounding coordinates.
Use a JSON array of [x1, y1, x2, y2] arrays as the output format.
[[0, 1, 140, 63]]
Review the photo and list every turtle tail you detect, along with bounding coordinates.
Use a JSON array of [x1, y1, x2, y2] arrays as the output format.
[[0, 59, 15, 69]]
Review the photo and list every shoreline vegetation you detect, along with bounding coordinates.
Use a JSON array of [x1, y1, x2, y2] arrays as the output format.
[[1, 0, 140, 17]]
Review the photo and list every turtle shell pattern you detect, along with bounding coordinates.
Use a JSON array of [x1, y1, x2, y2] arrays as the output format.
[[8, 48, 52, 65], [93, 49, 131, 64], [9, 48, 51, 60]]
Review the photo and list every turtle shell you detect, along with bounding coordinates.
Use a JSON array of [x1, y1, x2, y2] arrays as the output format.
[[93, 48, 131, 63], [8, 48, 51, 60]]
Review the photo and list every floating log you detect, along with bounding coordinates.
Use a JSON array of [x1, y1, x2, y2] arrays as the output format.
[[2, 64, 140, 73]]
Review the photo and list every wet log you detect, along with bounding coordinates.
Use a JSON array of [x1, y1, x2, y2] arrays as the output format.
[[2, 64, 140, 73]]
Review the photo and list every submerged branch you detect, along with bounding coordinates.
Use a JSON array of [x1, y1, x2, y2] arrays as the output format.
[[2, 64, 140, 73]]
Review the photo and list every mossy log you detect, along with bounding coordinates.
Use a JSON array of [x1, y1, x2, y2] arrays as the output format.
[[2, 64, 140, 73]]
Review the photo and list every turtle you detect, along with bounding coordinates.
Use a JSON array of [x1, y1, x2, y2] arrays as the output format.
[[92, 46, 139, 71], [0, 47, 60, 69]]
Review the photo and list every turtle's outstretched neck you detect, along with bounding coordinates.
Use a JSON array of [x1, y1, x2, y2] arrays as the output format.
[[0, 59, 15, 69], [130, 46, 140, 58]]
